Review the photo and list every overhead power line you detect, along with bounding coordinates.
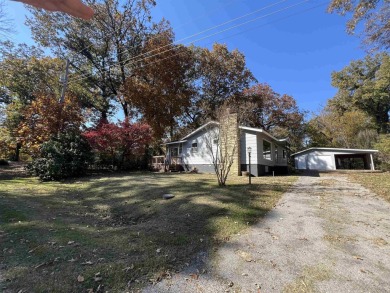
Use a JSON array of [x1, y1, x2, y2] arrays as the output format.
[[68, 0, 311, 84], [71, 1, 328, 85], [65, 0, 248, 61], [66, 0, 291, 77]]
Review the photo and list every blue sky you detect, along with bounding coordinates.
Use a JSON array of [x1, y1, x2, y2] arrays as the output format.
[[5, 0, 366, 117]]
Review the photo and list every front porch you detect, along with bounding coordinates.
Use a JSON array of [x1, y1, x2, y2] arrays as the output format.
[[151, 155, 184, 172]]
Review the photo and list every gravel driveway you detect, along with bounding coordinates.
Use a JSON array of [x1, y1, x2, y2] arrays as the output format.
[[144, 174, 390, 293]]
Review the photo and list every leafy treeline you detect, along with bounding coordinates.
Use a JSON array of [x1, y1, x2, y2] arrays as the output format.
[[0, 0, 305, 172], [307, 52, 390, 169]]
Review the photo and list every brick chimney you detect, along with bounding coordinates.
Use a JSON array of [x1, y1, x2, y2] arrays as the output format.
[[219, 108, 241, 176]]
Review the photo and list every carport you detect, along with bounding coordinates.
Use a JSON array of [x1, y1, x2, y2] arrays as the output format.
[[292, 148, 378, 171]]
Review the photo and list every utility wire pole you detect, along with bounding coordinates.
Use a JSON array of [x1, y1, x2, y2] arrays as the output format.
[[60, 59, 70, 104]]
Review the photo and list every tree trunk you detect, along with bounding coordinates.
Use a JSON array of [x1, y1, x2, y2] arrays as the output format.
[[121, 101, 129, 118], [13, 142, 21, 162]]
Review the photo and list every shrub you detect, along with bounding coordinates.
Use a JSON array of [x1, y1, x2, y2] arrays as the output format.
[[0, 159, 9, 166], [27, 132, 93, 181], [374, 134, 390, 171]]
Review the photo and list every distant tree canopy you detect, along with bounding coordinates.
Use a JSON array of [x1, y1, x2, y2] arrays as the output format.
[[306, 52, 389, 152], [330, 52, 390, 133], [307, 108, 378, 148], [328, 0, 390, 50]]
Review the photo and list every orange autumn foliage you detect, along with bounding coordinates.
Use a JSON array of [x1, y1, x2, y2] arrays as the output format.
[[18, 94, 84, 156]]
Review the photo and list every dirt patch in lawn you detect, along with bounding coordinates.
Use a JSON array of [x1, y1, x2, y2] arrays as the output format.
[[0, 172, 297, 292]]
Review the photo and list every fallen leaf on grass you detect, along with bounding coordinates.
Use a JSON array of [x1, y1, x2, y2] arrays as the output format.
[[236, 250, 253, 262], [94, 272, 102, 282], [189, 273, 199, 280], [122, 264, 134, 272], [28, 246, 40, 254], [81, 261, 94, 266], [67, 241, 75, 245], [34, 260, 53, 270], [77, 275, 85, 282]]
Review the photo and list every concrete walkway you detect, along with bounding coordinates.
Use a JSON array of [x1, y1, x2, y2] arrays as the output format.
[[143, 174, 390, 293]]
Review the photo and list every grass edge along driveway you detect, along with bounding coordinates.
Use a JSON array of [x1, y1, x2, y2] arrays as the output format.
[[0, 172, 297, 292]]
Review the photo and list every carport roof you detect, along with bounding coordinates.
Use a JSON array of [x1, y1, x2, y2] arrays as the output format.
[[291, 147, 378, 157]]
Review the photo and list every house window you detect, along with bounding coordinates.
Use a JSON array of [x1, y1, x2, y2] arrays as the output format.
[[191, 141, 198, 152], [263, 140, 272, 160], [283, 150, 286, 159]]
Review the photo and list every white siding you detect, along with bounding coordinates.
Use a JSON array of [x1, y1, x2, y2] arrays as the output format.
[[240, 131, 287, 167], [241, 132, 258, 164], [296, 155, 307, 169], [307, 154, 334, 170], [182, 126, 219, 165], [295, 150, 336, 170]]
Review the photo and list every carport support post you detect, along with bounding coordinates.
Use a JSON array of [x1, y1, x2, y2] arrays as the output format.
[[370, 154, 375, 171]]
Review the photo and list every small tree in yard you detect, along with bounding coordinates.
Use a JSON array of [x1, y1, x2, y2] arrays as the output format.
[[205, 109, 239, 186]]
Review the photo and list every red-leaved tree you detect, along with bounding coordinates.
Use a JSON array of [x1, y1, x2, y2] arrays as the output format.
[[83, 119, 153, 169]]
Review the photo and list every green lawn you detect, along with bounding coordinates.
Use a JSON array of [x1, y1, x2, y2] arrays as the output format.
[[348, 172, 390, 203], [0, 172, 297, 292]]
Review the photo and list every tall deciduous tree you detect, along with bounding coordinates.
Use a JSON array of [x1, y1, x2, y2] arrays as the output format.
[[237, 83, 305, 151], [239, 83, 304, 131], [123, 30, 195, 140], [0, 42, 62, 104], [330, 52, 390, 133], [184, 43, 256, 127], [0, 42, 93, 160], [0, 41, 93, 107], [26, 0, 165, 119], [307, 108, 378, 148], [328, 0, 390, 50]]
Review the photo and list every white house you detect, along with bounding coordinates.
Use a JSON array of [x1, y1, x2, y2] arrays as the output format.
[[162, 113, 289, 176], [292, 148, 378, 171]]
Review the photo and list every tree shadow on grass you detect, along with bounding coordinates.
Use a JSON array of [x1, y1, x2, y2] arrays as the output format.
[[0, 172, 295, 292]]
